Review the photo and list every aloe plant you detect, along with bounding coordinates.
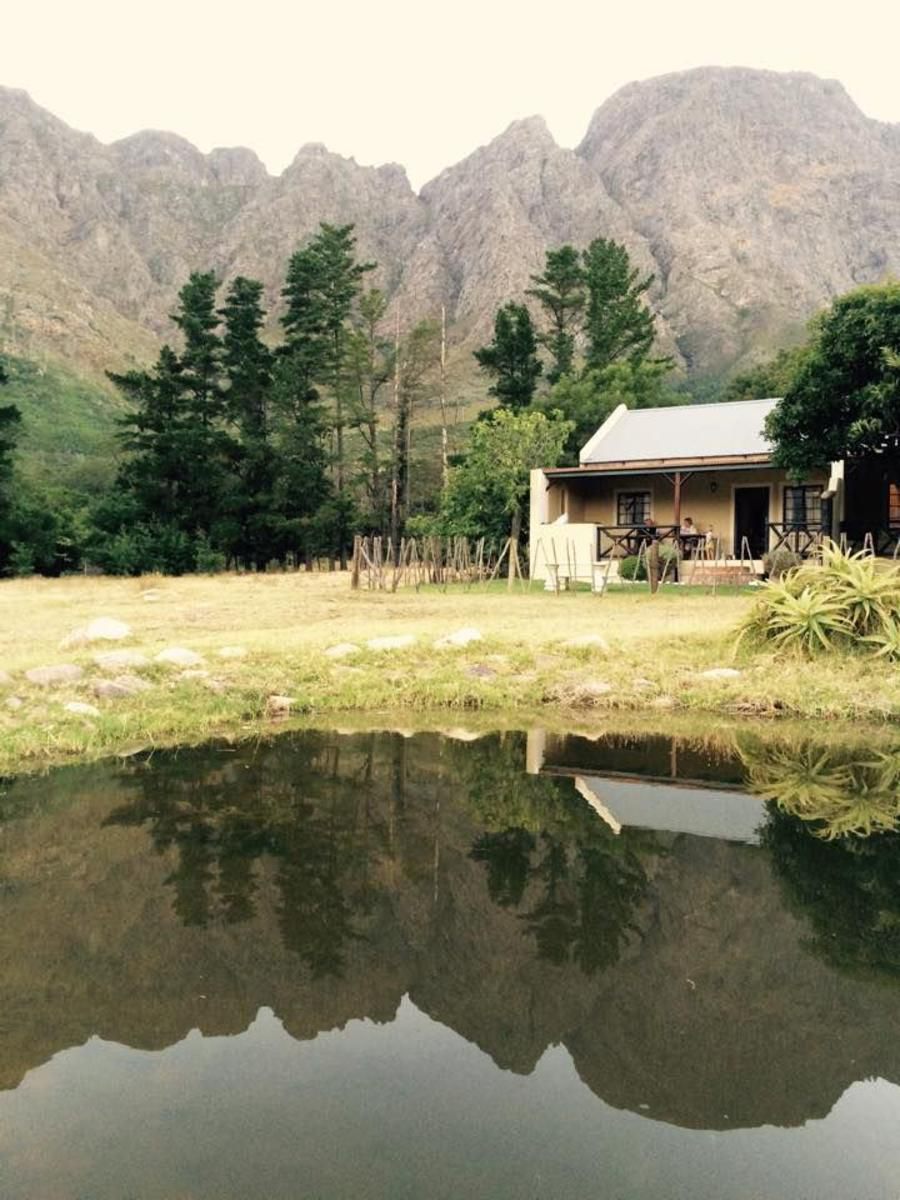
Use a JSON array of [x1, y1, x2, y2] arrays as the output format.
[[736, 541, 900, 656]]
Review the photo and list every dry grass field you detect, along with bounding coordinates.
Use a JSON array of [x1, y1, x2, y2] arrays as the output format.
[[1, 571, 899, 774]]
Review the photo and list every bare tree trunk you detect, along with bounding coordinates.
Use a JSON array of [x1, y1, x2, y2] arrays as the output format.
[[439, 303, 448, 486], [507, 508, 521, 591], [390, 308, 402, 553]]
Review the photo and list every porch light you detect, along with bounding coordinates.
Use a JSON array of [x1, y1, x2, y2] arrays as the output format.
[[709, 480, 718, 494]]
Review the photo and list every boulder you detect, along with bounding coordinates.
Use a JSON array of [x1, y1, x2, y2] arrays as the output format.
[[64, 701, 101, 718], [155, 647, 205, 668], [93, 650, 151, 671], [25, 664, 84, 687], [434, 627, 483, 649], [366, 635, 416, 651], [325, 642, 361, 659], [61, 617, 132, 647], [93, 674, 152, 699], [6, 696, 23, 710], [699, 667, 743, 680], [265, 694, 294, 718]]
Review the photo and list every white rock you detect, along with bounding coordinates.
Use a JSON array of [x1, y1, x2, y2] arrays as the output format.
[[325, 642, 361, 659], [25, 664, 85, 686], [434, 627, 483, 649], [178, 669, 210, 681], [93, 650, 151, 670], [562, 634, 610, 651], [699, 668, 743, 680], [155, 647, 205, 668], [366, 635, 416, 651], [265, 694, 294, 717], [65, 701, 101, 718], [6, 696, 23, 710], [217, 646, 248, 659], [61, 617, 132, 648], [0, 669, 12, 686], [142, 590, 162, 602], [651, 696, 676, 709]]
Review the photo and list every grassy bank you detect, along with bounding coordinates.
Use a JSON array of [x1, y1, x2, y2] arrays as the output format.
[[2, 571, 899, 775]]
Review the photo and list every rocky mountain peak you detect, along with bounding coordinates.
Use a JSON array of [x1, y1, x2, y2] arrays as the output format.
[[1, 68, 899, 385]]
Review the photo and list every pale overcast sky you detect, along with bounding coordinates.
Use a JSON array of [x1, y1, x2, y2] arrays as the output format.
[[3, 0, 899, 188]]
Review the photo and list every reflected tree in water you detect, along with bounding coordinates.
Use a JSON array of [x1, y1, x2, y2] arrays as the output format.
[[460, 733, 656, 974], [104, 735, 390, 978], [763, 808, 900, 977]]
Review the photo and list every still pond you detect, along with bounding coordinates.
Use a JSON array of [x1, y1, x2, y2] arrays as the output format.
[[1, 727, 900, 1199]]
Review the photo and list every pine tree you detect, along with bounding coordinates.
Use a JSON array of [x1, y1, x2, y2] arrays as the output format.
[[221, 277, 273, 439], [474, 303, 543, 410], [173, 272, 225, 428], [281, 224, 374, 564], [220, 277, 278, 562], [0, 359, 22, 570], [582, 238, 657, 371], [527, 246, 586, 384]]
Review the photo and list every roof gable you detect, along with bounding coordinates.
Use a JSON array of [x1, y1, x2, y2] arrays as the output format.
[[580, 398, 780, 466]]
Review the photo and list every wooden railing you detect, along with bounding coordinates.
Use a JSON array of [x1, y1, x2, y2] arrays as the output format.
[[766, 523, 824, 557], [596, 525, 680, 560]]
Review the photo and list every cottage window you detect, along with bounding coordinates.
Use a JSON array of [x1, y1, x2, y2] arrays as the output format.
[[617, 491, 652, 525], [783, 486, 822, 528], [889, 483, 900, 529]]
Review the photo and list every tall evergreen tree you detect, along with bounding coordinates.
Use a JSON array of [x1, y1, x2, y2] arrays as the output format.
[[474, 302, 543, 410], [527, 246, 586, 384], [582, 238, 657, 372], [221, 277, 273, 439], [220, 277, 278, 562], [173, 272, 225, 428], [0, 359, 22, 571], [282, 223, 374, 565]]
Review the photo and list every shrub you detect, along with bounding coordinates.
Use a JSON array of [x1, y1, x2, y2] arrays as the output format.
[[763, 547, 802, 579], [736, 542, 900, 656], [619, 555, 646, 581], [195, 535, 227, 574]]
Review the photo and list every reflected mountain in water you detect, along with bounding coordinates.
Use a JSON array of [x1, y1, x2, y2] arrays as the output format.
[[2, 729, 900, 1133]]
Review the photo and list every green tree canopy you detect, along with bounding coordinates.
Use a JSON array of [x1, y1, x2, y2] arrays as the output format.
[[582, 237, 658, 372], [537, 359, 685, 463], [721, 344, 809, 403], [527, 245, 586, 384], [474, 302, 543, 410], [767, 283, 900, 475], [436, 407, 571, 546]]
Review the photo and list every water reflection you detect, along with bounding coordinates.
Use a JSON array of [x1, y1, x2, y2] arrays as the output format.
[[3, 727, 900, 1197]]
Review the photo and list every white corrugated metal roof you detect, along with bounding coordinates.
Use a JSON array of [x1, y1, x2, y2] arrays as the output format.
[[580, 398, 780, 465]]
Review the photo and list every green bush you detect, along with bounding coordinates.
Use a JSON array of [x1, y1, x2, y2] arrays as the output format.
[[619, 555, 646, 581], [737, 542, 900, 656]]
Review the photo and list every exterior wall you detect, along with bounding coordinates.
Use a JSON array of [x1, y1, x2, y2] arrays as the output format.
[[528, 465, 831, 580], [550, 467, 829, 553]]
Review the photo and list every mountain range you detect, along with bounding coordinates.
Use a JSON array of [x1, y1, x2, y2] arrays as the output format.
[[1, 66, 899, 397]]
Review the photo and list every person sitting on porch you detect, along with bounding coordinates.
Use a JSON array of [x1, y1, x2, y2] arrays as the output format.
[[679, 516, 700, 552]]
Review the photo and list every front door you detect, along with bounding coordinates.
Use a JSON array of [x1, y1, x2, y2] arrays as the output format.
[[734, 487, 770, 558]]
